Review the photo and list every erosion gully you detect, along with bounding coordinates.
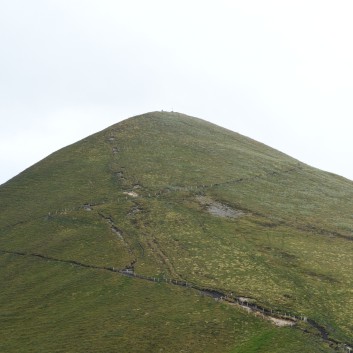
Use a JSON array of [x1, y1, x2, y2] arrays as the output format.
[[1, 249, 352, 352]]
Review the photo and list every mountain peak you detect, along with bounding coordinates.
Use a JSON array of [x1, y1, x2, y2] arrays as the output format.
[[1, 111, 352, 352]]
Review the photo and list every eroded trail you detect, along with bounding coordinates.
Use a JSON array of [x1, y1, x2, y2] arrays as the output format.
[[1, 248, 352, 352]]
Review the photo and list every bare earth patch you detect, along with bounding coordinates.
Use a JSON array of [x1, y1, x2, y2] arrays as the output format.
[[229, 302, 296, 327], [123, 191, 139, 198], [268, 316, 296, 327], [196, 196, 246, 219]]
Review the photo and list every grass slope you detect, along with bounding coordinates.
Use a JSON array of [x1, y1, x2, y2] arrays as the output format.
[[1, 111, 352, 352]]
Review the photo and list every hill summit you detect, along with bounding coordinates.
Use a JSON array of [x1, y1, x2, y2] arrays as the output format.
[[1, 111, 352, 353]]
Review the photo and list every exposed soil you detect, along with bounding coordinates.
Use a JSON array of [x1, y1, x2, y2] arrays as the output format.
[[196, 196, 246, 219], [123, 191, 139, 198], [269, 316, 296, 327]]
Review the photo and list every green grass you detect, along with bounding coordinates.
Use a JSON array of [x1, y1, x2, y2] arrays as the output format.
[[0, 111, 352, 351], [0, 253, 334, 353]]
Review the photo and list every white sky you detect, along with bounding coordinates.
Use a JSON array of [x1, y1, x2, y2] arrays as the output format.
[[1, 0, 353, 185]]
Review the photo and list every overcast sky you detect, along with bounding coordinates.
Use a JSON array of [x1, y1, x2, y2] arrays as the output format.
[[1, 0, 353, 185]]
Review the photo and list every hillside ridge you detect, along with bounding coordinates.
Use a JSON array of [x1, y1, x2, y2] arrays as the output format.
[[1, 111, 352, 353]]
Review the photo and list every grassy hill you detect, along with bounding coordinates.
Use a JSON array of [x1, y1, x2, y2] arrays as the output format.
[[1, 111, 352, 352]]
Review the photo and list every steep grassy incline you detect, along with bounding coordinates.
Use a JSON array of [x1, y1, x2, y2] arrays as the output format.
[[1, 111, 352, 352]]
